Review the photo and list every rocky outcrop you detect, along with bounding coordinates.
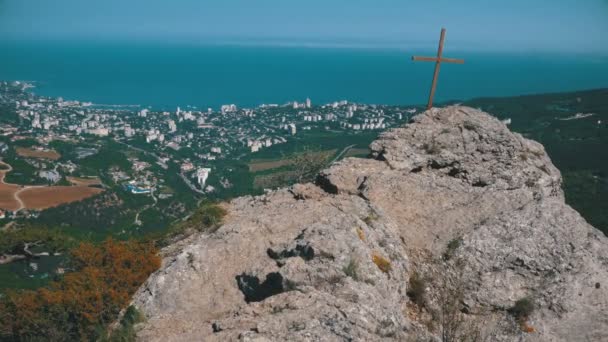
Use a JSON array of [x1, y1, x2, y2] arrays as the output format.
[[133, 106, 608, 341]]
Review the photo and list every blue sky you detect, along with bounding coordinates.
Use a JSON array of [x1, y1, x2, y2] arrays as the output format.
[[1, 0, 607, 52]]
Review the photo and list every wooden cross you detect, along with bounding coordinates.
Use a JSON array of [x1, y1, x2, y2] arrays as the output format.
[[412, 28, 464, 109]]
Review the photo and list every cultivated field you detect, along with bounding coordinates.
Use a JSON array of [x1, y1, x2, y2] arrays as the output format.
[[18, 186, 103, 210], [0, 161, 103, 211], [253, 170, 299, 189], [66, 176, 102, 186], [343, 148, 370, 158], [248, 159, 292, 172], [0, 171, 22, 211], [16, 147, 61, 160], [248, 149, 337, 172]]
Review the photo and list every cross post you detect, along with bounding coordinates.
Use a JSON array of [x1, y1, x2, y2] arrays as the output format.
[[412, 28, 464, 109]]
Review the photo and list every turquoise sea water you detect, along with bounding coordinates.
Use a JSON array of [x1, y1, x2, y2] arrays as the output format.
[[1, 40, 607, 108]]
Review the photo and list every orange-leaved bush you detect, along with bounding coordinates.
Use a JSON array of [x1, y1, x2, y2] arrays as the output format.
[[0, 238, 160, 341]]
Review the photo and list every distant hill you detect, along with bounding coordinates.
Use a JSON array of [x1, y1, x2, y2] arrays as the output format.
[[463, 88, 608, 235]]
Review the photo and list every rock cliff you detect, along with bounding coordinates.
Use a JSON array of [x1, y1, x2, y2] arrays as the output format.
[[133, 106, 608, 341]]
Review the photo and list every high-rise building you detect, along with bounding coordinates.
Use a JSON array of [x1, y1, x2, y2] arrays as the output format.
[[168, 120, 177, 133]]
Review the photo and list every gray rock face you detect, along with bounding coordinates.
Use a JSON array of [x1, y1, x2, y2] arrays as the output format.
[[133, 106, 608, 341]]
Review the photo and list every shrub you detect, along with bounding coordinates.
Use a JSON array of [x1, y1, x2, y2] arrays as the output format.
[[291, 148, 333, 183], [508, 297, 535, 321], [168, 201, 227, 239], [343, 258, 359, 281], [423, 141, 441, 155], [106, 306, 145, 342], [363, 212, 379, 225], [192, 202, 227, 232], [442, 238, 462, 261], [406, 271, 427, 308], [462, 120, 477, 131], [0, 226, 74, 256], [372, 253, 392, 274]]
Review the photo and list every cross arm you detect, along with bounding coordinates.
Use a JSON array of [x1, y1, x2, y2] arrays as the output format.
[[412, 56, 465, 64]]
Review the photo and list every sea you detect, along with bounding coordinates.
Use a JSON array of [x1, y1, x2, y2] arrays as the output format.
[[1, 39, 607, 109]]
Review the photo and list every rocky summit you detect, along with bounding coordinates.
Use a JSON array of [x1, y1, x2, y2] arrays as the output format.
[[132, 106, 608, 341]]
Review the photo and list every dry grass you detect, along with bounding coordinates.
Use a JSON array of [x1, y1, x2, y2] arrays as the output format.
[[19, 186, 103, 210], [356, 228, 366, 242], [372, 252, 392, 274]]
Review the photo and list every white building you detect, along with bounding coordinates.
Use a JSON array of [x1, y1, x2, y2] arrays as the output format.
[[88, 128, 109, 136], [181, 162, 194, 172], [196, 168, 211, 187], [146, 133, 158, 143], [221, 104, 237, 114], [306, 98, 312, 108], [124, 126, 135, 137], [250, 141, 262, 153], [288, 123, 297, 135], [168, 120, 177, 133]]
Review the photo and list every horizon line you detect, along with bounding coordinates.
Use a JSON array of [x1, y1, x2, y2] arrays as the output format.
[[2, 34, 608, 56]]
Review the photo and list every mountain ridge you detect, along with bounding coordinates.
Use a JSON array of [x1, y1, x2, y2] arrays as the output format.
[[132, 105, 608, 341]]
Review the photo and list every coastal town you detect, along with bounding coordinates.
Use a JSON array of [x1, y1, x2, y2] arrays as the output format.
[[0, 79, 422, 292], [0, 80, 416, 198]]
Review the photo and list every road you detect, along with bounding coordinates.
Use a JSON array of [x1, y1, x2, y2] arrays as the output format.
[[179, 172, 206, 195], [134, 188, 158, 226], [114, 139, 208, 195], [0, 160, 25, 211], [329, 145, 357, 165], [114, 139, 168, 169]]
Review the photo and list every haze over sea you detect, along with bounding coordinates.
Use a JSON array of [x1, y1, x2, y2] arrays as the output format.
[[1, 40, 607, 109]]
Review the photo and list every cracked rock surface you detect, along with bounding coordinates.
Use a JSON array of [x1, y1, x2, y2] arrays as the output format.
[[133, 106, 608, 341]]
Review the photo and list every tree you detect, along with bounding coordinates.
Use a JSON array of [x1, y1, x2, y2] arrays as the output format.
[[0, 226, 74, 265], [434, 270, 488, 342], [0, 239, 160, 341], [291, 148, 332, 183]]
